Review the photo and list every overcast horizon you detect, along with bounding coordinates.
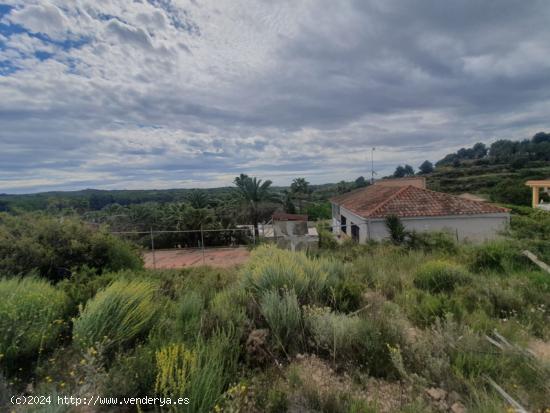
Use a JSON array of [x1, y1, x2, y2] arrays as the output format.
[[1, 1, 549, 194]]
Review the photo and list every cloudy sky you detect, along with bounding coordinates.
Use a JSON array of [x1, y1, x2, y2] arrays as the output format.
[[1, 1, 549, 193]]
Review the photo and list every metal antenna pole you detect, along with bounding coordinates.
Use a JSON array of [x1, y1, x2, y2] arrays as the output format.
[[371, 147, 376, 184]]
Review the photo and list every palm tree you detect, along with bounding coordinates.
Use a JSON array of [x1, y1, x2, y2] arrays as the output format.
[[290, 177, 310, 213], [186, 189, 209, 209], [233, 173, 278, 235]]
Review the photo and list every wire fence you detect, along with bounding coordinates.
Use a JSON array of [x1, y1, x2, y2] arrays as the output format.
[[111, 226, 256, 268]]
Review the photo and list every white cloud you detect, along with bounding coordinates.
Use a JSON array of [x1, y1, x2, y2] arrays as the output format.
[[1, 0, 550, 193], [5, 3, 70, 40]]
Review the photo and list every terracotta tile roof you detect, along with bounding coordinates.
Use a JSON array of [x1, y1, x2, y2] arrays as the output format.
[[330, 185, 509, 219]]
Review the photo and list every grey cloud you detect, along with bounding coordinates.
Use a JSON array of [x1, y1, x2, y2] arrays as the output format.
[[105, 19, 154, 50], [5, 3, 69, 39], [1, 0, 549, 193]]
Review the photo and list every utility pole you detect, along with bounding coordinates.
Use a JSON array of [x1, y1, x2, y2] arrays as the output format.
[[370, 147, 376, 184]]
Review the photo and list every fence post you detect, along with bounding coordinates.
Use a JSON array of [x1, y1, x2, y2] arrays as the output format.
[[252, 225, 256, 245], [200, 225, 205, 265], [150, 227, 156, 269]]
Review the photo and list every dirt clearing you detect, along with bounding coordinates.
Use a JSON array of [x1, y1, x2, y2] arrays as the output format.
[[143, 247, 250, 269]]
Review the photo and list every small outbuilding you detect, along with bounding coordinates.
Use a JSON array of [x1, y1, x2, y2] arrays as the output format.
[[525, 180, 550, 210], [330, 179, 510, 243], [271, 212, 318, 251]]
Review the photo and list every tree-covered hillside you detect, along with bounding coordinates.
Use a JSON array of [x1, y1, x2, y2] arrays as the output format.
[[425, 132, 550, 206]]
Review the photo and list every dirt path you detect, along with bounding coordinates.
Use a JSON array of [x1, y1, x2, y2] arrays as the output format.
[[143, 247, 250, 269]]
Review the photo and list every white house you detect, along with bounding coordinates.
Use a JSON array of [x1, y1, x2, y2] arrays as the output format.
[[330, 178, 510, 243]]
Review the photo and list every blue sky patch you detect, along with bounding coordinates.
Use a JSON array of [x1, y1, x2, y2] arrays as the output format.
[[0, 4, 12, 18], [0, 59, 19, 76], [35, 50, 53, 61]]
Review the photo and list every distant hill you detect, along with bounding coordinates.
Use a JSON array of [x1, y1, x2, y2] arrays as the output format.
[[425, 132, 550, 206], [0, 181, 355, 213]]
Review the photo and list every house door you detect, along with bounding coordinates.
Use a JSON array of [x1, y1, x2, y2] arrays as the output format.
[[351, 224, 359, 242], [340, 215, 347, 233]]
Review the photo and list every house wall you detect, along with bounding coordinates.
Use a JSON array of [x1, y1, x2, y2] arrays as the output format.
[[273, 220, 308, 237], [332, 202, 509, 243], [367, 213, 510, 242], [331, 204, 369, 243]]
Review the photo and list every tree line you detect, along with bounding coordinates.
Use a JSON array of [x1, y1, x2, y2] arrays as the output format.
[[390, 131, 549, 178]]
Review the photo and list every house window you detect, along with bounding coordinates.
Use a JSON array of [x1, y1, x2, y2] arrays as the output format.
[[340, 215, 347, 233], [351, 224, 359, 242]]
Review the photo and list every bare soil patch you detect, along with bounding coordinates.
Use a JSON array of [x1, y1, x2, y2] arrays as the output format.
[[143, 247, 250, 269]]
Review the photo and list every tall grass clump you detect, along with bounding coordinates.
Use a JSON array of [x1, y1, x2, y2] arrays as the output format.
[[173, 291, 204, 343], [209, 287, 248, 333], [0, 277, 67, 370], [260, 289, 303, 352], [186, 329, 240, 413], [414, 260, 471, 293], [304, 306, 361, 362], [243, 245, 347, 305], [73, 280, 158, 351]]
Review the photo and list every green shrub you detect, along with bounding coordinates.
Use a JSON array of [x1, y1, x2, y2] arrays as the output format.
[[304, 306, 360, 362], [406, 231, 458, 254], [0, 277, 67, 370], [481, 281, 524, 319], [306, 202, 332, 221], [209, 287, 248, 332], [317, 225, 338, 249], [406, 290, 461, 327], [260, 289, 303, 353], [174, 291, 204, 342], [305, 302, 405, 377], [385, 215, 406, 245], [354, 316, 404, 378], [327, 277, 363, 313], [57, 266, 116, 314], [155, 343, 196, 398], [266, 388, 289, 413], [73, 280, 158, 352], [414, 260, 471, 293], [0, 213, 142, 281], [243, 246, 331, 304], [468, 240, 521, 273], [186, 329, 240, 413], [104, 343, 157, 397]]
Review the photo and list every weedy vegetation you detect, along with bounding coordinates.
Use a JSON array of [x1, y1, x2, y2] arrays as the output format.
[[0, 209, 549, 412]]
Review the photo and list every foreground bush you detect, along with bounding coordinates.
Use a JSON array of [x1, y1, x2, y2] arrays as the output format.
[[468, 240, 521, 273], [304, 306, 360, 362], [260, 290, 303, 352], [243, 245, 346, 305], [73, 280, 158, 351], [0, 213, 142, 281], [104, 343, 157, 397], [0, 277, 67, 370], [154, 326, 258, 412], [414, 260, 471, 293], [406, 230, 458, 254], [155, 343, 197, 398]]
